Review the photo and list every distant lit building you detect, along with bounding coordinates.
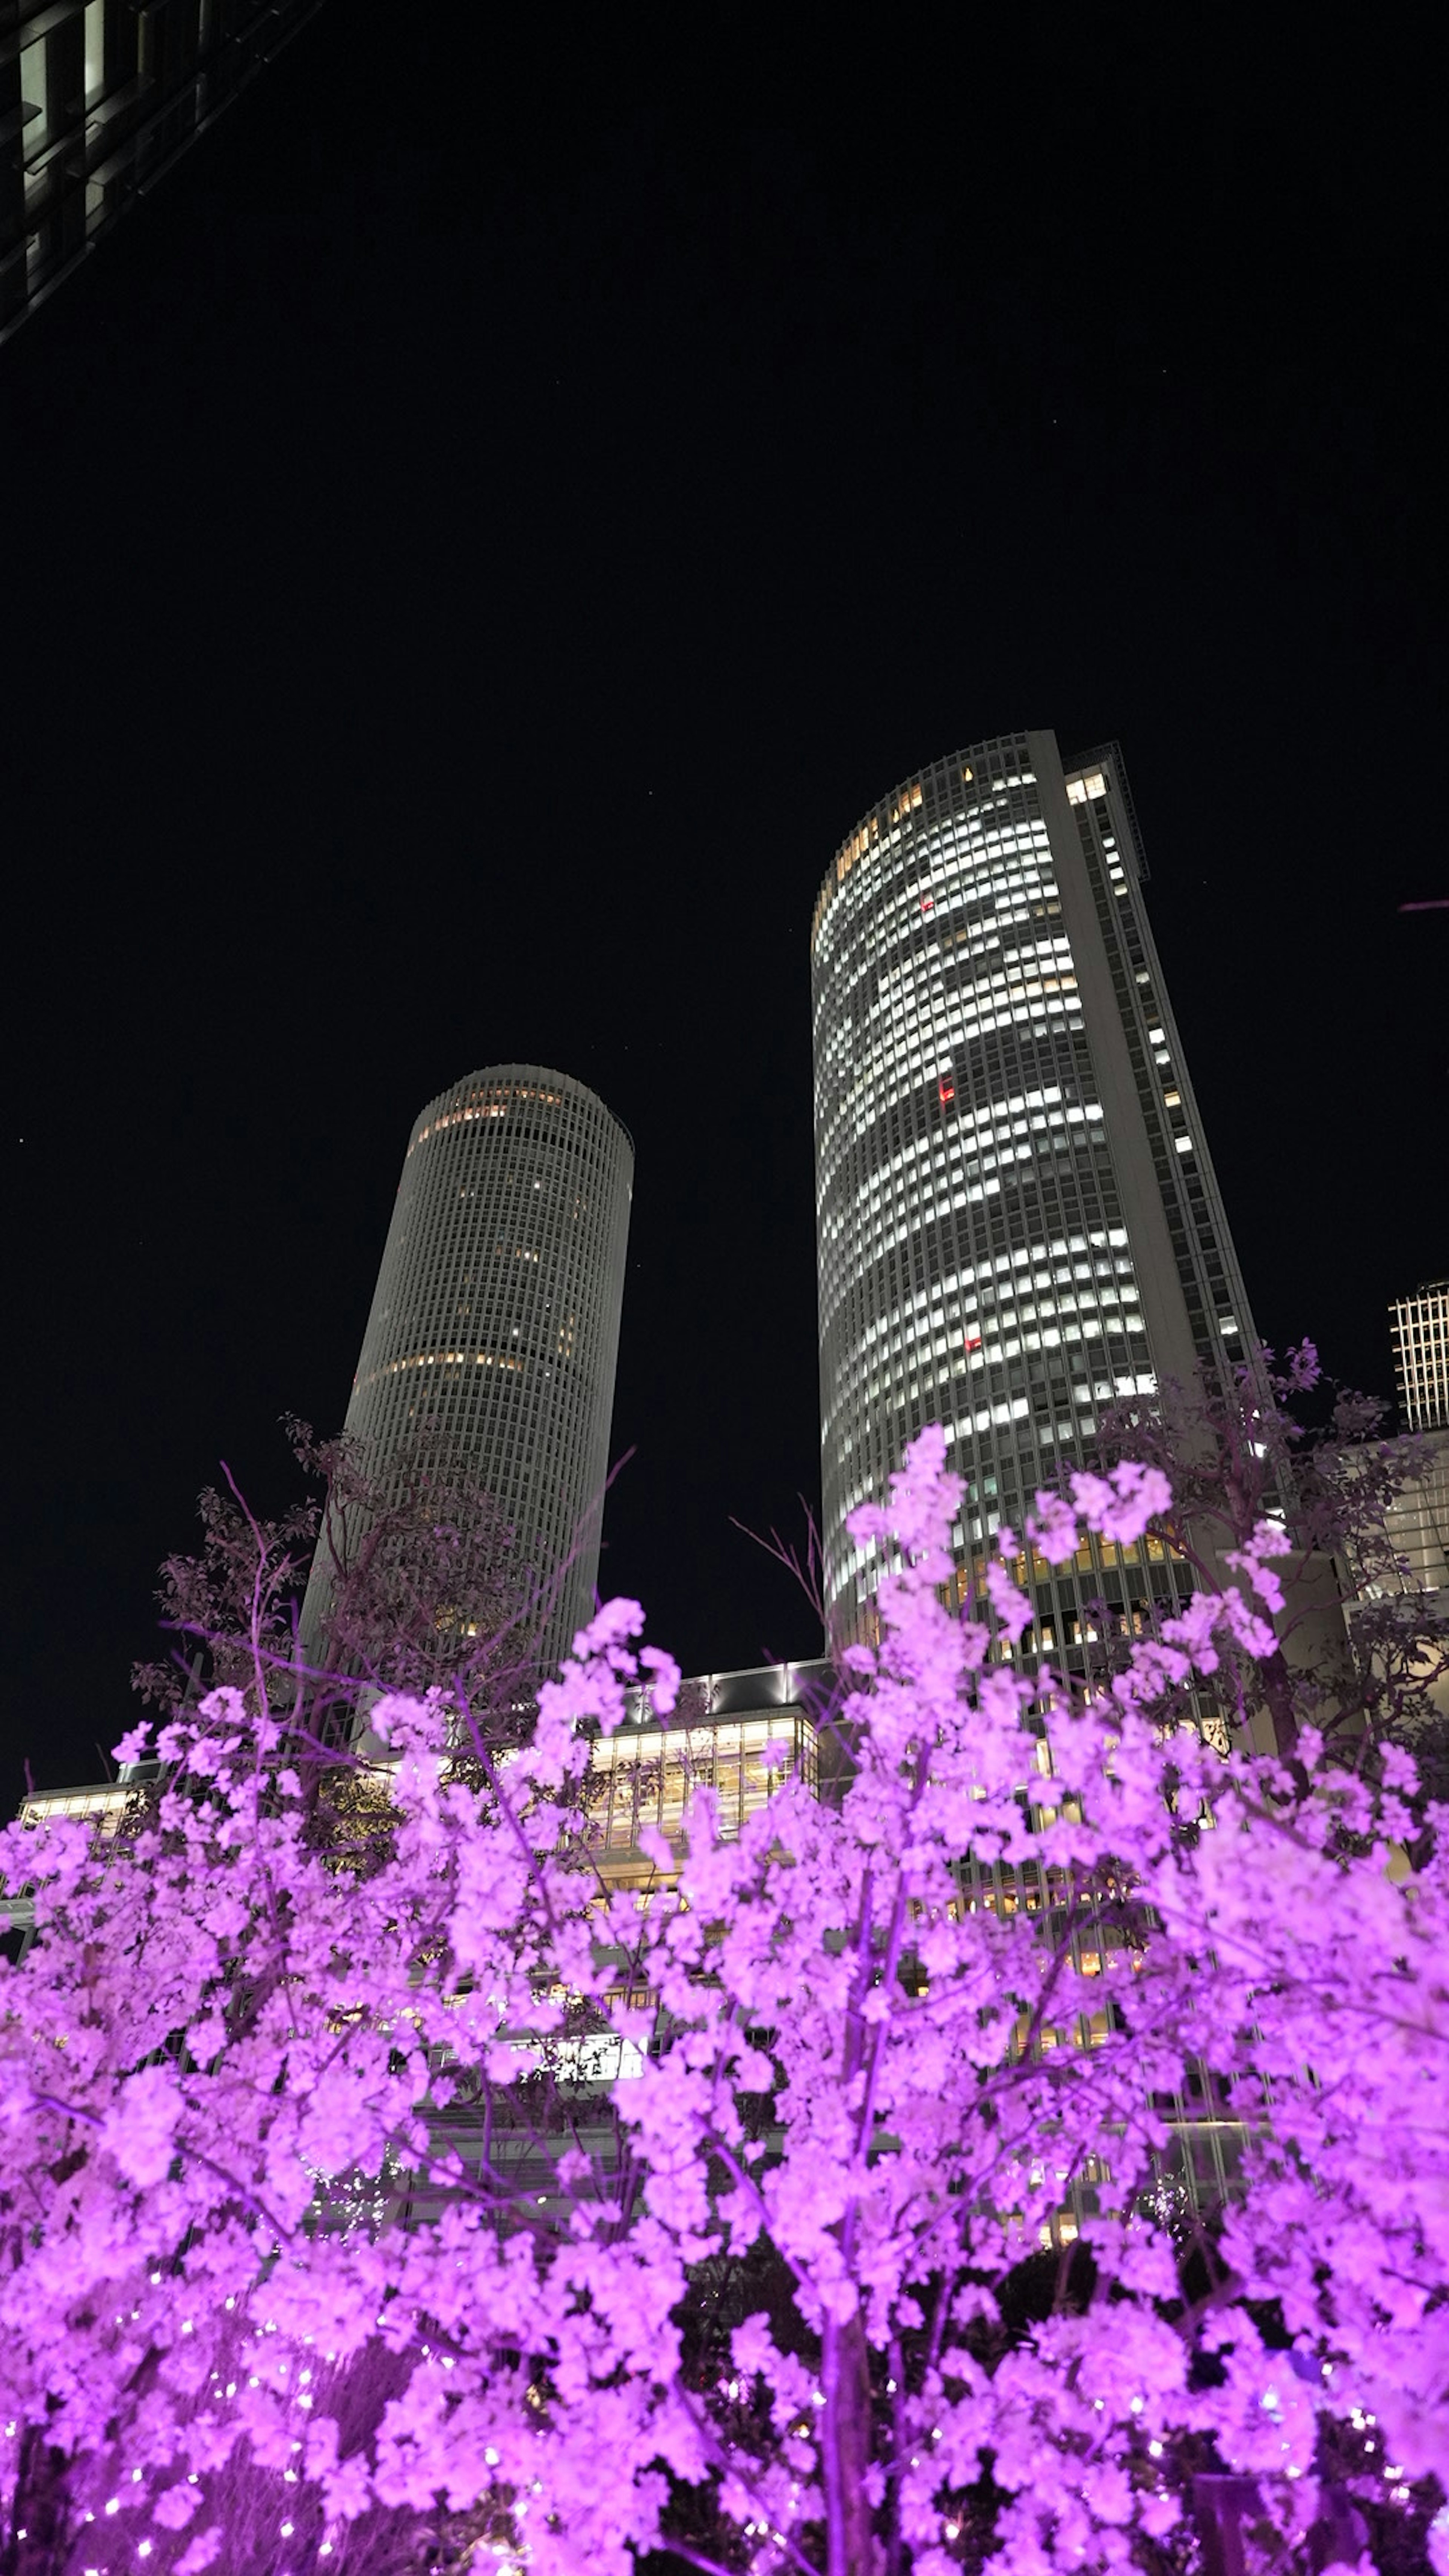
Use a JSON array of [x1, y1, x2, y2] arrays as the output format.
[[300, 1065, 633, 1674], [16, 1779, 132, 1836], [1390, 1279, 1449, 1431], [1, 0, 323, 346], [589, 1659, 832, 1883], [1371, 1435, 1449, 1599], [1357, 1286, 1449, 1720], [2, 1776, 143, 1949], [1341, 1425, 1449, 1738], [811, 728, 1258, 1645]]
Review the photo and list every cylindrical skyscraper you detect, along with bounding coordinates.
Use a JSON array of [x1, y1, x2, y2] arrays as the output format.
[[811, 728, 1258, 1646], [305, 1064, 633, 1671]]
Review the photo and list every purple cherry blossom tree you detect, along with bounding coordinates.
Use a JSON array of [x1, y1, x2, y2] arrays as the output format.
[[1095, 1341, 1449, 1771], [132, 1416, 530, 1736], [1, 1431, 1446, 2576]]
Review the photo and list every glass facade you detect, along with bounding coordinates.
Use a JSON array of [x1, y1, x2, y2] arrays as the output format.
[[589, 1712, 818, 1877], [1390, 1279, 1449, 1432], [588, 1659, 830, 1882], [17, 1781, 130, 1835], [811, 727, 1258, 1646], [0, 0, 323, 345], [1350, 1429, 1449, 1604], [301, 1065, 633, 1674]]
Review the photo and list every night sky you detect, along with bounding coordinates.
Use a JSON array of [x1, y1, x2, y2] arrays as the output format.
[[3, 17, 1443, 1809]]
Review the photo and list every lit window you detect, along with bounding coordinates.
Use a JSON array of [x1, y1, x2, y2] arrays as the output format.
[[19, 37, 48, 146], [84, 0, 106, 102]]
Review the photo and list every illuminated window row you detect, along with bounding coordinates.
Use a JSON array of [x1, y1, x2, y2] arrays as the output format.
[[858, 930, 1073, 1038], [830, 1120, 1112, 1276], [588, 1716, 817, 1858], [846, 1229, 1132, 1355], [813, 770, 1041, 954], [358, 1348, 528, 1392], [845, 1309, 1146, 1446], [830, 998, 1085, 1147], [851, 1282, 1144, 1388], [845, 1090, 1097, 1207], [817, 1026, 1082, 1202], [825, 1082, 1084, 1218], [409, 1080, 569, 1153], [814, 880, 1061, 1048], [823, 1238, 1141, 1436]]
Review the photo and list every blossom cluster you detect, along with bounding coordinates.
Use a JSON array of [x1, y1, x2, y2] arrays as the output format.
[[0, 1430, 1444, 2574]]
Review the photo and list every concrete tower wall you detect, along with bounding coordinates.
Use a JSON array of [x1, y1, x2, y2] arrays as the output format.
[[306, 1064, 632, 1671]]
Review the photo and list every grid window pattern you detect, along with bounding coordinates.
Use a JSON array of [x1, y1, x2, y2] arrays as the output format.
[[589, 1712, 818, 1879], [303, 1064, 633, 1671], [1390, 1280, 1449, 1432], [17, 1783, 130, 1836], [811, 729, 1258, 1641], [0, 0, 324, 346]]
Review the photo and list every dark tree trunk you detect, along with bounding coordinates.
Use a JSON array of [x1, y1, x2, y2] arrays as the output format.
[[822, 2306, 875, 2576], [2, 2430, 70, 2576]]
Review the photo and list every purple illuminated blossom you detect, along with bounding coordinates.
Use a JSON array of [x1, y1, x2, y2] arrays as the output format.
[[1023, 1491, 1079, 1566], [1069, 1459, 1174, 1546], [1224, 1514, 1294, 1614], [0, 1430, 1444, 2573]]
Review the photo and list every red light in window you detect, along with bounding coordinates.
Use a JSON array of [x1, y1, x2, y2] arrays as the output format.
[[920, 894, 934, 914], [938, 1076, 955, 1105], [965, 1334, 982, 1352]]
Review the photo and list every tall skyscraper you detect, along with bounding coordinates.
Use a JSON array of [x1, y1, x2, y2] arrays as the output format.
[[1389, 1279, 1449, 1432], [811, 727, 1258, 1644], [303, 1065, 633, 1673], [1, 0, 323, 346]]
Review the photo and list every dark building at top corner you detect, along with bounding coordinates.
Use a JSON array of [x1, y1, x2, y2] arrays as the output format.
[[1, 0, 323, 347]]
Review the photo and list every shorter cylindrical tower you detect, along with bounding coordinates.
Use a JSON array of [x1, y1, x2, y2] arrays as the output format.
[[305, 1064, 633, 1671]]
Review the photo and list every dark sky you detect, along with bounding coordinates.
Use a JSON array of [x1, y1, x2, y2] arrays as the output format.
[[3, 15, 1443, 1805]]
